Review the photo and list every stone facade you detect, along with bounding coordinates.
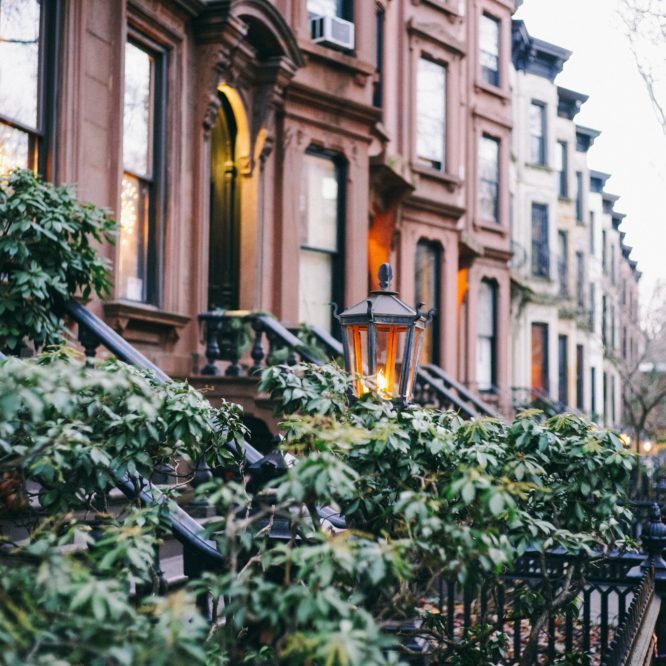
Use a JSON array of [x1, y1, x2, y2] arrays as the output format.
[[0, 0, 516, 404]]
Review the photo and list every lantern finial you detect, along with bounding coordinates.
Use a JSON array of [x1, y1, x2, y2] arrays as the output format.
[[378, 263, 393, 290]]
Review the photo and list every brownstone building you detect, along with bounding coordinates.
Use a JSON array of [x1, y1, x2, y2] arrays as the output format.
[[0, 0, 515, 404]]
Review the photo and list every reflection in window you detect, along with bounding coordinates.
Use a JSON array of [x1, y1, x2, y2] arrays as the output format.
[[480, 14, 500, 87], [529, 101, 546, 165], [415, 240, 440, 364], [416, 58, 446, 170], [0, 0, 41, 175], [531, 322, 549, 393], [299, 151, 344, 333], [479, 135, 500, 222], [477, 280, 497, 392], [119, 40, 161, 303], [307, 0, 352, 19]]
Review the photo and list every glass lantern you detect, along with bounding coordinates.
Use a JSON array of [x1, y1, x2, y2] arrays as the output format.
[[335, 264, 434, 404]]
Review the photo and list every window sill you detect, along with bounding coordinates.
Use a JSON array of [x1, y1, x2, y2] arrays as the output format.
[[298, 40, 374, 80], [474, 80, 510, 102], [103, 301, 191, 346], [475, 218, 507, 235], [411, 163, 461, 191], [411, 0, 462, 22], [526, 162, 552, 173]]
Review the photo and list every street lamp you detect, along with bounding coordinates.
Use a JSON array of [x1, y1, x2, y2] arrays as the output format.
[[334, 263, 434, 405]]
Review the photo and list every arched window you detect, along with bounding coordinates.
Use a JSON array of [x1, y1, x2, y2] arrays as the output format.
[[477, 279, 497, 391], [415, 240, 441, 364]]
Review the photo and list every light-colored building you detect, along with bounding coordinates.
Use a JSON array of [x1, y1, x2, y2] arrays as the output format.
[[510, 19, 641, 426]]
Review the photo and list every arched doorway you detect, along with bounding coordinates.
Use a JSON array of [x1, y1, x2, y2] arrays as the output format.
[[208, 92, 241, 310]]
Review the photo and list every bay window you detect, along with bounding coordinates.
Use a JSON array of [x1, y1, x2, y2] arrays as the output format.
[[299, 150, 344, 334], [119, 37, 166, 304], [416, 58, 446, 170]]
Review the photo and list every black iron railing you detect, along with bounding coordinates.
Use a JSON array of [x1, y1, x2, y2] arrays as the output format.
[[601, 566, 655, 666], [197, 310, 498, 420]]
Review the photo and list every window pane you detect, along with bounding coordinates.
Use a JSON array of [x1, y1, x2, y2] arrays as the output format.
[[415, 241, 440, 364], [416, 58, 445, 170], [0, 0, 40, 129], [118, 174, 149, 301], [300, 153, 339, 251], [0, 122, 29, 175], [531, 203, 549, 277], [479, 135, 499, 222], [477, 280, 496, 391], [123, 42, 154, 177], [531, 323, 549, 392], [299, 250, 333, 331], [529, 102, 545, 164], [480, 14, 500, 86]]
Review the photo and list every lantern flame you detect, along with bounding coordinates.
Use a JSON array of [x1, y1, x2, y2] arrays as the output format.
[[376, 369, 390, 398]]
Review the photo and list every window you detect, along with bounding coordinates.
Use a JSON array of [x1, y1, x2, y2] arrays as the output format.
[[373, 6, 384, 109], [603, 371, 608, 425], [576, 344, 584, 411], [558, 334, 568, 407], [416, 58, 446, 170], [602, 295, 607, 345], [479, 135, 500, 223], [622, 325, 627, 359], [477, 280, 497, 392], [575, 171, 583, 222], [610, 245, 616, 284], [589, 211, 595, 254], [307, 0, 352, 20], [0, 0, 58, 177], [479, 14, 500, 87], [557, 230, 568, 297], [299, 150, 344, 334], [591, 366, 597, 417], [531, 203, 549, 278], [589, 284, 596, 331], [556, 141, 568, 197], [602, 230, 607, 270], [576, 251, 585, 309], [531, 323, 549, 394], [415, 240, 441, 365], [119, 38, 166, 304], [529, 101, 546, 165]]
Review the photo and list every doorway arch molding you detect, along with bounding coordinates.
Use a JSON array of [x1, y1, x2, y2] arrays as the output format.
[[195, 0, 303, 172]]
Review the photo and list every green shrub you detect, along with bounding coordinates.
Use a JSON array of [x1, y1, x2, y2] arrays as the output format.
[[0, 168, 116, 351]]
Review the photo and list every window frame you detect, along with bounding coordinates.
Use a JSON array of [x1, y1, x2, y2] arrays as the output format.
[[478, 133, 500, 224], [298, 146, 346, 335], [531, 203, 550, 278], [476, 278, 498, 393], [0, 0, 61, 179], [118, 29, 168, 306], [529, 100, 546, 166], [557, 140, 568, 197], [479, 12, 501, 88], [415, 56, 447, 172]]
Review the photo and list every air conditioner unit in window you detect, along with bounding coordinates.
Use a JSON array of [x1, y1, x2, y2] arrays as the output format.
[[309, 14, 355, 51]]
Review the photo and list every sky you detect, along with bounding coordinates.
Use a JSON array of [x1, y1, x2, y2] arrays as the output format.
[[514, 0, 666, 307]]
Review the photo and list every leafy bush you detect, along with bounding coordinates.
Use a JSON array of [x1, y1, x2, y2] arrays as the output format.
[[0, 168, 116, 351]]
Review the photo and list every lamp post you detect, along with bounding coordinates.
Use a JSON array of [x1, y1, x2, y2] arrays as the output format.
[[334, 263, 434, 406]]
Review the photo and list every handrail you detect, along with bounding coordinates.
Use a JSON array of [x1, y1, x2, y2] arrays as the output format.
[[256, 315, 323, 365], [422, 363, 499, 419], [65, 299, 170, 383]]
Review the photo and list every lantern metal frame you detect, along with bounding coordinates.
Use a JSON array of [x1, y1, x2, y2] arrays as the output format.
[[333, 263, 434, 405]]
